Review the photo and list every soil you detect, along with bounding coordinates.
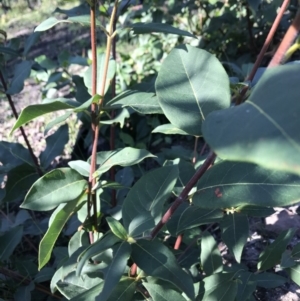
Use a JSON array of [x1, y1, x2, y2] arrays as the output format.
[[1, 24, 300, 301]]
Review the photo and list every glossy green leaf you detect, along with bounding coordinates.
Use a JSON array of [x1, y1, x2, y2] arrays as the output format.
[[235, 271, 256, 301], [202, 65, 300, 175], [106, 217, 128, 240], [68, 281, 104, 301], [73, 94, 100, 112], [122, 165, 178, 236], [236, 205, 275, 217], [258, 228, 296, 271], [97, 241, 131, 301], [11, 98, 80, 133], [106, 278, 136, 301], [0, 141, 35, 169], [34, 267, 55, 283], [23, 32, 41, 56], [143, 282, 186, 301], [152, 124, 190, 135], [0, 46, 19, 57], [76, 233, 120, 276], [7, 60, 33, 95], [167, 203, 223, 236], [194, 161, 300, 209], [286, 263, 300, 286], [129, 23, 196, 38], [131, 239, 194, 300], [0, 226, 23, 261], [14, 281, 34, 301], [84, 53, 116, 97], [105, 82, 163, 114], [220, 213, 249, 263], [39, 198, 81, 270], [35, 17, 68, 31], [291, 243, 300, 258], [68, 160, 91, 177], [2, 164, 39, 203], [156, 44, 230, 136], [94, 147, 155, 178], [201, 231, 223, 275], [44, 111, 72, 135], [21, 168, 87, 211], [56, 271, 103, 300], [40, 124, 69, 169], [254, 272, 287, 288], [200, 272, 237, 301], [280, 250, 296, 269], [101, 108, 130, 128]]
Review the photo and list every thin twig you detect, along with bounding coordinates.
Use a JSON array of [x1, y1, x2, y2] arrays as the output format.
[[236, 0, 290, 104], [0, 71, 42, 176], [0, 267, 62, 299], [174, 234, 183, 250]]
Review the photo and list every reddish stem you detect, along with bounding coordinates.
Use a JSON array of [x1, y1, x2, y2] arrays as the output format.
[[236, 0, 290, 104], [150, 151, 216, 239], [174, 234, 183, 250], [268, 8, 300, 67], [130, 263, 137, 277]]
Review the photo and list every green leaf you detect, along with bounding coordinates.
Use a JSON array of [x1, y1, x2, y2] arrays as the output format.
[[254, 272, 287, 288], [286, 263, 300, 286], [201, 231, 223, 275], [2, 164, 39, 203], [105, 82, 163, 114], [166, 204, 223, 236], [101, 108, 130, 128], [199, 272, 237, 301], [131, 239, 194, 300], [156, 44, 230, 136], [44, 111, 72, 135], [68, 282, 104, 301], [11, 98, 80, 133], [291, 243, 300, 258], [83, 53, 116, 97], [57, 271, 102, 298], [0, 226, 23, 261], [143, 282, 186, 301], [202, 65, 300, 175], [38, 198, 81, 270], [76, 233, 120, 276], [73, 94, 100, 112], [93, 147, 155, 178], [106, 278, 136, 301], [23, 32, 41, 56], [0, 142, 34, 169], [235, 271, 257, 301], [258, 228, 296, 271], [236, 205, 275, 217], [40, 124, 69, 169], [129, 23, 196, 38], [106, 217, 128, 240], [7, 60, 33, 95], [97, 242, 131, 301], [280, 250, 296, 269], [0, 46, 19, 57], [122, 165, 178, 236], [21, 168, 87, 211], [220, 213, 249, 263], [194, 161, 300, 209], [68, 160, 91, 177], [152, 124, 190, 135], [35, 17, 68, 31]]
